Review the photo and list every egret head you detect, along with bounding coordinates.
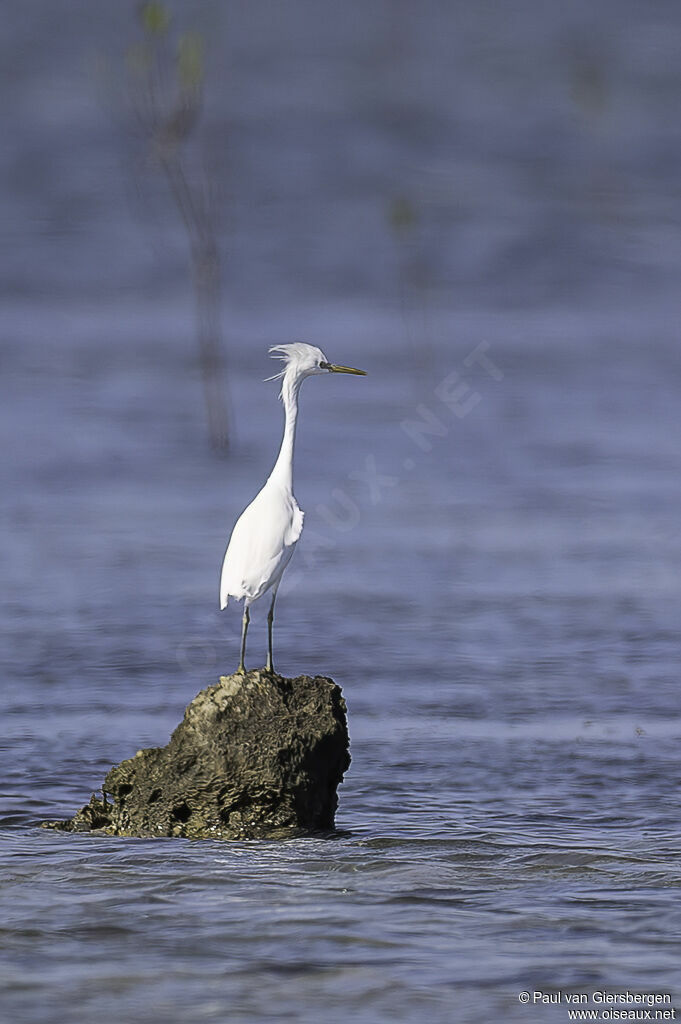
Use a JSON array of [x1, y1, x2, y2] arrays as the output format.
[[267, 343, 366, 386]]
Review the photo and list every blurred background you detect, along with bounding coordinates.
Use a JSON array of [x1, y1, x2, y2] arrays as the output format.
[[2, 2, 681, 1022]]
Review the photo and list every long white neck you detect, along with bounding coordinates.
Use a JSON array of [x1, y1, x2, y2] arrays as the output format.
[[268, 369, 302, 492]]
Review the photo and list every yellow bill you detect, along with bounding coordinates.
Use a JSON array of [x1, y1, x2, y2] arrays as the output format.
[[322, 362, 367, 375]]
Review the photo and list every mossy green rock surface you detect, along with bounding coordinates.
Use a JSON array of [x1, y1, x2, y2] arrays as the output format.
[[43, 670, 350, 840]]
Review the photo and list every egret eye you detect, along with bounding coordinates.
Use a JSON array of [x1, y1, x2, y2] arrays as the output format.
[[319, 360, 331, 370]]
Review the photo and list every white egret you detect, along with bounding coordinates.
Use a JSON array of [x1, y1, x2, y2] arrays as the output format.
[[220, 343, 366, 673]]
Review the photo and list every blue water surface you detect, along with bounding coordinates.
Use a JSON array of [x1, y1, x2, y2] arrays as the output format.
[[2, 3, 681, 1021]]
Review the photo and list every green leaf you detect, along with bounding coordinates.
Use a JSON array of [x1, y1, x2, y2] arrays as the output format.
[[141, 2, 170, 36], [388, 196, 417, 233], [178, 32, 204, 89]]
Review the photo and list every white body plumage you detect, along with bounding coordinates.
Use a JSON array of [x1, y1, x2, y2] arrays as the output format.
[[219, 342, 365, 673], [219, 482, 303, 608]]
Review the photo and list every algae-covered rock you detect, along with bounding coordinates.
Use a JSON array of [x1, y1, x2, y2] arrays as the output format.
[[43, 670, 350, 840]]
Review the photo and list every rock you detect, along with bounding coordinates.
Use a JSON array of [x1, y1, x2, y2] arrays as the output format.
[[42, 670, 350, 840]]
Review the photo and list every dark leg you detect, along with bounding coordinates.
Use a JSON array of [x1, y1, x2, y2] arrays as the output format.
[[266, 585, 279, 674], [238, 605, 250, 672]]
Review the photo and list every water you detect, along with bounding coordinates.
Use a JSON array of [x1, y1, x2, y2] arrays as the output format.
[[2, 2, 681, 1021]]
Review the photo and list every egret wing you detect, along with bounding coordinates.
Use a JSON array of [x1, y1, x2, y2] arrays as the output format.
[[220, 485, 303, 607]]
